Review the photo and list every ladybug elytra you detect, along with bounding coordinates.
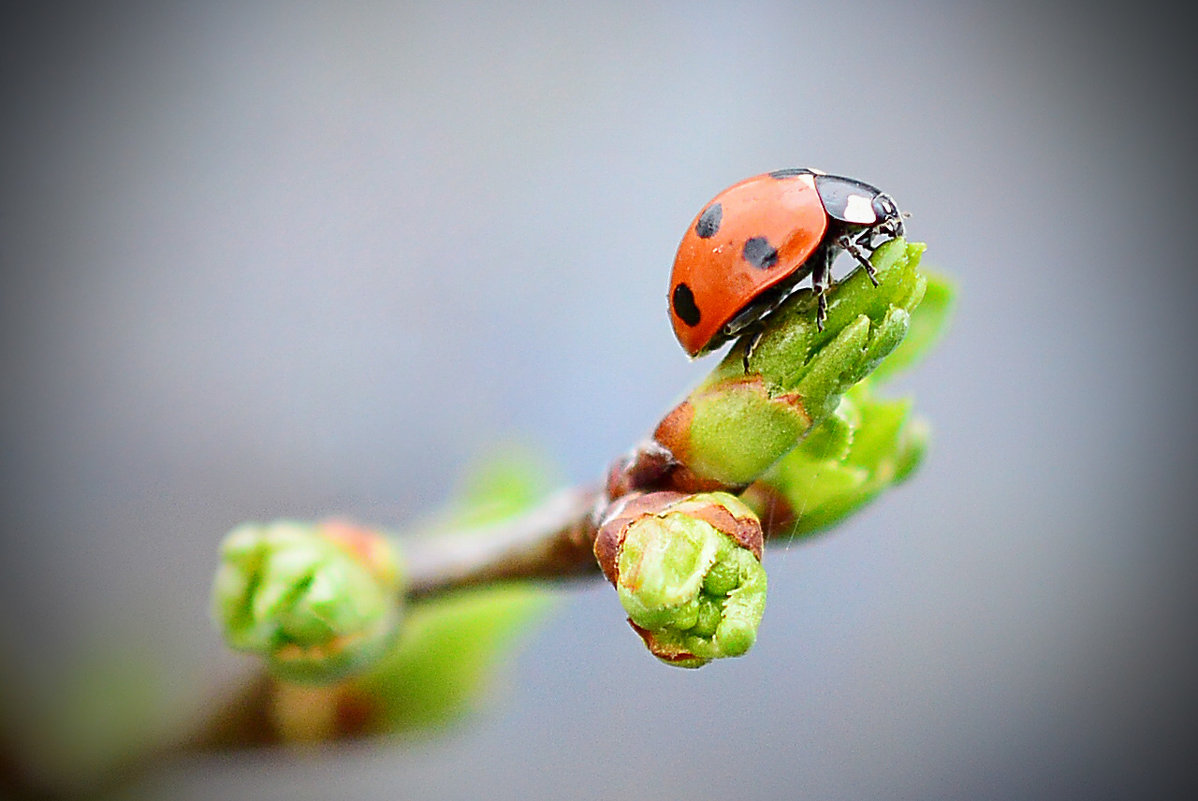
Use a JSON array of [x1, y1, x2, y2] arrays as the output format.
[[668, 168, 904, 357]]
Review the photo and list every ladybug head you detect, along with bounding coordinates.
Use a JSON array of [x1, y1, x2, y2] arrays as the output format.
[[871, 192, 904, 239], [813, 174, 905, 242]]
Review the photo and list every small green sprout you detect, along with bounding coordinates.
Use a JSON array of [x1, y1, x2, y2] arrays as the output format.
[[595, 491, 767, 668], [211, 519, 406, 683]]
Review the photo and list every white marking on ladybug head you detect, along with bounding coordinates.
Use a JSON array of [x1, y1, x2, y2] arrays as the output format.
[[843, 194, 876, 224], [874, 193, 897, 218], [809, 167, 827, 175]]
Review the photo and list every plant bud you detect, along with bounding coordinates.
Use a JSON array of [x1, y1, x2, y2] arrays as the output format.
[[212, 520, 405, 683], [594, 491, 766, 668]]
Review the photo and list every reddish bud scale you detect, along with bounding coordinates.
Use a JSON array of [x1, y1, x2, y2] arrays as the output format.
[[738, 483, 799, 540], [606, 373, 812, 501], [317, 520, 402, 583], [594, 491, 686, 584], [605, 439, 732, 500], [592, 491, 764, 586], [627, 620, 703, 665]]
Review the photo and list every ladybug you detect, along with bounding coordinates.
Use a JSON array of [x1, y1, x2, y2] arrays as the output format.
[[668, 168, 904, 357]]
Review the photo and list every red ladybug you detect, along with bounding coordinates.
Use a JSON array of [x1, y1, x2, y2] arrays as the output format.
[[668, 168, 904, 357]]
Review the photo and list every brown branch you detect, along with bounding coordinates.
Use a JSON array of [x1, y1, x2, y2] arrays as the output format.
[[402, 485, 607, 596]]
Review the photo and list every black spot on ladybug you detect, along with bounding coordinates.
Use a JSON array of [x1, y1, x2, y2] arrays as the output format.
[[672, 283, 701, 327], [769, 168, 809, 179], [742, 237, 779, 269], [695, 203, 722, 238]]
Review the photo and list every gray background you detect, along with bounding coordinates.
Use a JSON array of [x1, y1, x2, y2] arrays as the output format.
[[2, 2, 1195, 799]]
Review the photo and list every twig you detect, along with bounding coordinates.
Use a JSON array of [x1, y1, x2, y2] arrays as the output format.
[[402, 486, 606, 596]]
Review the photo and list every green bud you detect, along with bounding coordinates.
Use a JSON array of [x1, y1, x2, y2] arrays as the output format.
[[735, 237, 926, 408], [212, 520, 406, 683], [648, 239, 928, 493], [594, 491, 767, 668], [746, 382, 930, 537], [742, 264, 955, 538]]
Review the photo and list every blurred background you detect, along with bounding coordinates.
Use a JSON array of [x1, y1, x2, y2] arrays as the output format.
[[2, 1, 1195, 799]]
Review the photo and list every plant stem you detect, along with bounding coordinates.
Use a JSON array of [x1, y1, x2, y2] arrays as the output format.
[[403, 486, 605, 597]]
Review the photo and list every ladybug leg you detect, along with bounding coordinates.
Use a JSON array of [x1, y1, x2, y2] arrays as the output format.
[[836, 234, 879, 286], [810, 249, 833, 331], [741, 326, 764, 373]]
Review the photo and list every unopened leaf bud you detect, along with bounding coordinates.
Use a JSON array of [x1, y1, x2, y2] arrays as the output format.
[[594, 491, 767, 668], [212, 519, 405, 683]]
